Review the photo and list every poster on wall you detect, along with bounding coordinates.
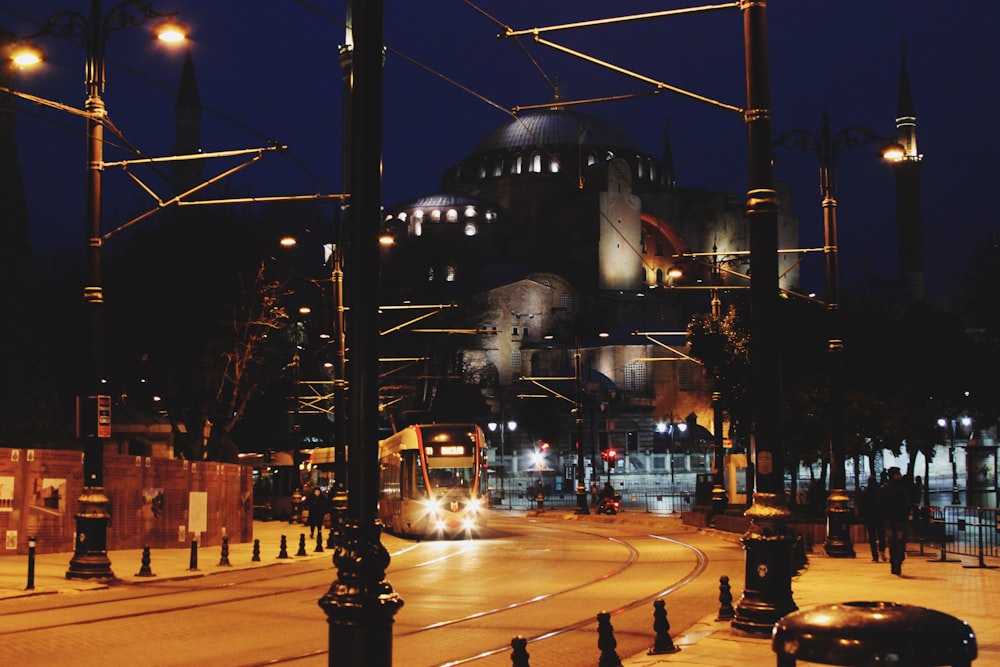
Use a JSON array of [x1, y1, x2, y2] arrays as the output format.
[[0, 475, 13, 512], [32, 478, 67, 514], [140, 488, 165, 520]]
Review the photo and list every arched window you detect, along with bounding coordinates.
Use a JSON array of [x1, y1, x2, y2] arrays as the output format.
[[549, 158, 560, 174], [413, 220, 422, 237], [637, 159, 645, 179], [530, 152, 542, 173], [464, 222, 477, 236], [445, 265, 456, 282], [512, 155, 522, 174], [656, 268, 664, 285], [493, 160, 504, 177], [445, 208, 458, 222], [430, 209, 441, 222]]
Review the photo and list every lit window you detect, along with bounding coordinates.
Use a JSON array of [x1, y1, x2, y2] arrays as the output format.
[[530, 153, 541, 173], [413, 220, 422, 236], [464, 222, 477, 236], [648, 160, 657, 181], [586, 153, 596, 166], [637, 160, 645, 179], [624, 361, 647, 392], [413, 209, 424, 220], [464, 206, 477, 218], [397, 211, 407, 222], [430, 209, 441, 222], [485, 210, 497, 223], [446, 208, 458, 222], [493, 161, 504, 177], [512, 155, 522, 174], [445, 265, 456, 282], [549, 158, 560, 173], [428, 267, 435, 281], [478, 163, 487, 179]]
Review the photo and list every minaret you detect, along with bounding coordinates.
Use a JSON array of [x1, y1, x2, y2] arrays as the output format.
[[173, 46, 202, 193], [888, 42, 924, 303], [661, 119, 676, 188]]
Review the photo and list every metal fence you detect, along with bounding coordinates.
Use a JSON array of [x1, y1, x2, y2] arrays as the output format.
[[489, 488, 695, 514], [917, 505, 1000, 568]]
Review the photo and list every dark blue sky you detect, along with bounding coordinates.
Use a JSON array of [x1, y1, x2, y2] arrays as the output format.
[[4, 1, 997, 306]]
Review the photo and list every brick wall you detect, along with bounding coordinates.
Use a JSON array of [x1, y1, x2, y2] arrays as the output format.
[[0, 448, 253, 555]]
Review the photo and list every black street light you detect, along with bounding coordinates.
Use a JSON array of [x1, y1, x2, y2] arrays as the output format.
[[11, 0, 186, 581], [318, 3, 403, 666], [731, 2, 798, 636], [574, 340, 589, 514], [774, 112, 896, 559], [487, 415, 516, 510]]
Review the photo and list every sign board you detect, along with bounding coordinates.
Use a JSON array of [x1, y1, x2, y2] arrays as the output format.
[[188, 491, 208, 535]]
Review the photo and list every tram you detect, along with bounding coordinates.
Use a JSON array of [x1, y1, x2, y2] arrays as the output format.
[[379, 423, 489, 538]]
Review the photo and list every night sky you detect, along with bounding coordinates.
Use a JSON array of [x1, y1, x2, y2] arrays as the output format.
[[3, 1, 997, 306]]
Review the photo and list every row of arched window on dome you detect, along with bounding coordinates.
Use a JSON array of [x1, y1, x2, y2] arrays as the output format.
[[387, 206, 498, 238], [451, 151, 667, 186]]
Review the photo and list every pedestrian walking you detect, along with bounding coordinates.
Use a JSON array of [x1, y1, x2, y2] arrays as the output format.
[[857, 478, 885, 562], [877, 467, 913, 575], [306, 488, 328, 539]]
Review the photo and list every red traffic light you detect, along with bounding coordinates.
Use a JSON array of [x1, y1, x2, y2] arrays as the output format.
[[602, 448, 617, 460], [539, 441, 550, 451]]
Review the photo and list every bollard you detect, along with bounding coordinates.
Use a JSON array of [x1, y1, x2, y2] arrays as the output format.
[[296, 533, 308, 557], [277, 534, 289, 559], [136, 545, 156, 577], [717, 575, 735, 620], [648, 599, 680, 655], [25, 536, 36, 590], [218, 535, 232, 566], [251, 538, 261, 562], [187, 539, 199, 571], [597, 611, 623, 667], [510, 635, 530, 667], [314, 529, 324, 553]]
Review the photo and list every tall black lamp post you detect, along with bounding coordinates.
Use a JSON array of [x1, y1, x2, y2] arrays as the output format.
[[774, 112, 895, 558], [13, 0, 185, 581], [574, 340, 589, 514], [731, 1, 798, 635], [318, 2, 402, 666]]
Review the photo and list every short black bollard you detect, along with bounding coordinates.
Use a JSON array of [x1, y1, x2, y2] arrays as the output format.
[[296, 533, 307, 557], [136, 545, 156, 577], [648, 599, 680, 655], [510, 635, 530, 667], [187, 539, 199, 571], [277, 535, 289, 559], [314, 529, 324, 553], [597, 611, 623, 667], [218, 535, 232, 566], [717, 574, 735, 620], [25, 536, 36, 590], [251, 538, 261, 562]]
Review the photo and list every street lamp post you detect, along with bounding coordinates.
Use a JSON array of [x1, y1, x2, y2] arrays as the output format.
[[487, 416, 516, 510], [318, 3, 402, 665], [774, 112, 895, 559], [574, 341, 589, 514], [732, 1, 798, 636], [937, 416, 969, 504], [14, 0, 185, 581]]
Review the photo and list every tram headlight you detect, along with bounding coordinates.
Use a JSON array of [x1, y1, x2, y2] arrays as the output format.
[[466, 497, 481, 513]]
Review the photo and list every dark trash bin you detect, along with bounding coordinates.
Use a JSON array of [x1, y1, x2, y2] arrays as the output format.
[[772, 601, 976, 666]]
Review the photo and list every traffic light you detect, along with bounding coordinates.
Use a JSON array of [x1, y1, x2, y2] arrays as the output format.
[[602, 448, 617, 461]]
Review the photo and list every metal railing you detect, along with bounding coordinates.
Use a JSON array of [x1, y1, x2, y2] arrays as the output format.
[[918, 505, 1000, 568]]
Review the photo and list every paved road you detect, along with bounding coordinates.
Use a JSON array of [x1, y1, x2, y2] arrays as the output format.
[[0, 513, 733, 666]]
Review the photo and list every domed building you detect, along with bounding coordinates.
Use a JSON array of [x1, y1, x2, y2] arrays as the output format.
[[379, 104, 799, 480]]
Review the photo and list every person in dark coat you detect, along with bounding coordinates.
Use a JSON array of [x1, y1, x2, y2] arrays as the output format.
[[306, 488, 328, 538], [877, 467, 913, 575], [857, 477, 885, 562]]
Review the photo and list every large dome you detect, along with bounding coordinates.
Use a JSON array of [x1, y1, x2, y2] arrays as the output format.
[[469, 108, 642, 157]]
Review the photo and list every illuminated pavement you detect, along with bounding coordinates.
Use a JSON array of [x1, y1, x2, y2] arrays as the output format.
[[1, 516, 995, 666]]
